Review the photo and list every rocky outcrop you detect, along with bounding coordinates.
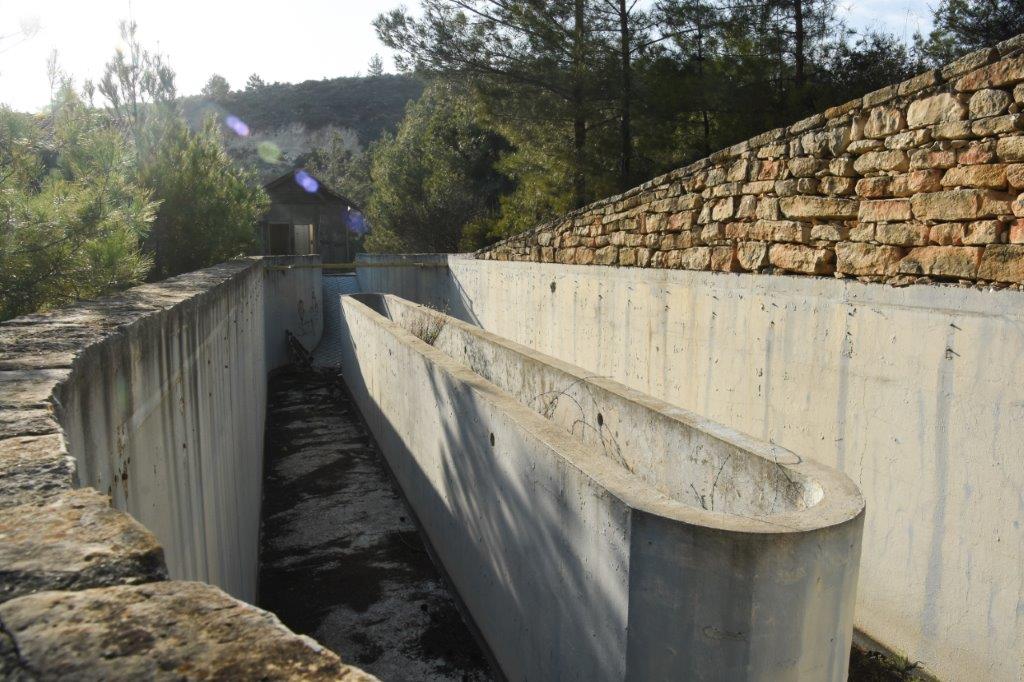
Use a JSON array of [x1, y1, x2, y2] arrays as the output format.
[[478, 33, 1024, 290]]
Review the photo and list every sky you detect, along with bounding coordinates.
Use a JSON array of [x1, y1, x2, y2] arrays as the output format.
[[0, 0, 936, 113]]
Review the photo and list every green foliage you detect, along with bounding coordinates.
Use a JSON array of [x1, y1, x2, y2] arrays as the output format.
[[915, 0, 1024, 65], [360, 82, 512, 252], [368, 54, 385, 78], [0, 20, 273, 322], [0, 92, 155, 321], [98, 21, 177, 136], [98, 25, 268, 280], [307, 131, 374, 209], [182, 74, 423, 149], [371, 0, 927, 247], [139, 117, 267, 279], [201, 74, 232, 100]]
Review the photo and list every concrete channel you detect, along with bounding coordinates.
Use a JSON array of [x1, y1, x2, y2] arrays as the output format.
[[334, 290, 865, 681], [257, 367, 493, 680]]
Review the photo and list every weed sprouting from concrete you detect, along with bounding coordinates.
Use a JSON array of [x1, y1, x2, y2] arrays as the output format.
[[530, 378, 629, 472], [410, 312, 447, 346], [848, 645, 919, 681]]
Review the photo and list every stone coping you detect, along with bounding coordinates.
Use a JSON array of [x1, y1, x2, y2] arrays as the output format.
[[0, 258, 376, 680]]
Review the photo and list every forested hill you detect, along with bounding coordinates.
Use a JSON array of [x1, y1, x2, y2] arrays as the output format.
[[181, 74, 423, 182]]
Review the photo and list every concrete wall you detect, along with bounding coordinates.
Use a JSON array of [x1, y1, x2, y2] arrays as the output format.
[[339, 293, 863, 681], [357, 256, 1024, 681], [264, 255, 324, 367], [51, 256, 320, 601], [0, 256, 374, 680]]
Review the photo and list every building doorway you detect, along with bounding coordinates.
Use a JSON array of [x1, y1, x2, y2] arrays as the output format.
[[293, 224, 315, 255], [267, 224, 291, 255]]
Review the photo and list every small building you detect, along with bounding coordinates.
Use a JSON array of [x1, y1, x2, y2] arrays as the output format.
[[260, 170, 366, 263]]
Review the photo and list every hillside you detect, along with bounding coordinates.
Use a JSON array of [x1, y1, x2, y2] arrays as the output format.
[[181, 74, 423, 183]]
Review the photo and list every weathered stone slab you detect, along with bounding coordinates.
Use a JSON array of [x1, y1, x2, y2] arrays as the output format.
[[940, 47, 997, 81], [907, 93, 967, 127], [864, 107, 906, 139], [955, 55, 1024, 91], [0, 435, 75, 510], [737, 241, 769, 270], [997, 136, 1024, 162], [0, 370, 68, 409], [0, 489, 166, 603], [941, 164, 1008, 189], [0, 581, 377, 681], [836, 243, 905, 276], [979, 244, 1024, 282], [898, 246, 983, 278], [969, 88, 1013, 117], [875, 223, 931, 246], [769, 244, 835, 274], [853, 150, 909, 174], [911, 189, 1013, 220], [0, 325, 94, 370], [779, 196, 859, 220], [0, 409, 59, 440], [859, 199, 913, 222]]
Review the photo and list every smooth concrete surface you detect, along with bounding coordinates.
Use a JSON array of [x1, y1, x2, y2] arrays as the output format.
[[54, 257, 322, 601], [356, 255, 1024, 681], [338, 293, 864, 681]]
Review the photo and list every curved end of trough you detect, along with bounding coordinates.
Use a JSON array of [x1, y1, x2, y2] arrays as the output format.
[[338, 291, 865, 682]]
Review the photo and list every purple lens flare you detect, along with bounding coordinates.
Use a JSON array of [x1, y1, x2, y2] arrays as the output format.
[[295, 169, 319, 193], [225, 115, 250, 137], [346, 210, 369, 236]]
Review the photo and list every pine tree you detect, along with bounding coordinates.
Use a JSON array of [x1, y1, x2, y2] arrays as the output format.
[[375, 0, 609, 209], [0, 89, 155, 320], [916, 0, 1024, 65], [246, 73, 267, 91], [201, 74, 231, 100], [367, 54, 385, 77]]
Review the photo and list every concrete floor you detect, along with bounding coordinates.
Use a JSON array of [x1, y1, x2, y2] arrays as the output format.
[[257, 368, 493, 681]]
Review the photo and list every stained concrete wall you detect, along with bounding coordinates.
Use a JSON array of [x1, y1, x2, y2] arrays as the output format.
[[52, 256, 321, 600], [357, 256, 1024, 681], [339, 293, 863, 680], [265, 256, 324, 367], [0, 256, 375, 680]]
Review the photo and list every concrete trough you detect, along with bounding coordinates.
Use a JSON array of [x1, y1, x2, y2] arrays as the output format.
[[338, 292, 865, 681]]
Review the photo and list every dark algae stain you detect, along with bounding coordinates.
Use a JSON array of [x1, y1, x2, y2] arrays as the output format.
[[258, 368, 493, 680]]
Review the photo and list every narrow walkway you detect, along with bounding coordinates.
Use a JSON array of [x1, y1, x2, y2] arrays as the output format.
[[258, 368, 493, 681]]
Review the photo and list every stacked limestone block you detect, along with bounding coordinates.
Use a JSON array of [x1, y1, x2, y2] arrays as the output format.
[[479, 33, 1024, 288]]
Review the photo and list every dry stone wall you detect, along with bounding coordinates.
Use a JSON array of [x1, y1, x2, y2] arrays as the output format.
[[479, 33, 1024, 288]]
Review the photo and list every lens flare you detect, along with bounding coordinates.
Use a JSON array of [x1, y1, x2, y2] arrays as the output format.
[[295, 169, 319, 193], [257, 141, 281, 163], [225, 114, 250, 136], [345, 210, 368, 236]]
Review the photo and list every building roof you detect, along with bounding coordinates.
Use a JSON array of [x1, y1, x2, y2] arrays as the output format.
[[263, 170, 360, 210]]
